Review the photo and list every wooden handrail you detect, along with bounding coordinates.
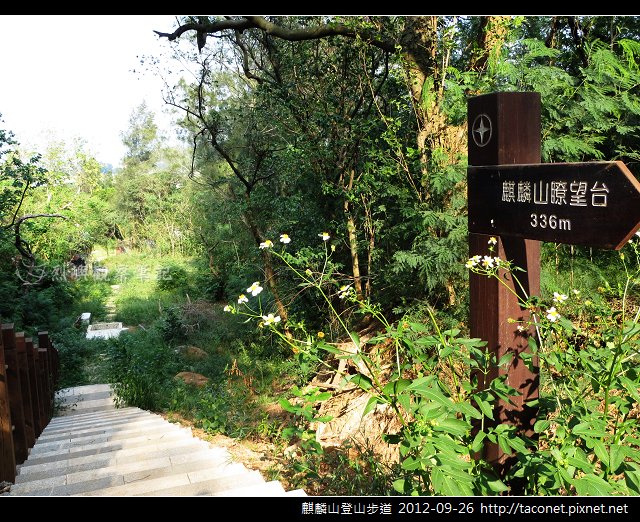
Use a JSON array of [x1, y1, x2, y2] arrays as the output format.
[[0, 324, 59, 483]]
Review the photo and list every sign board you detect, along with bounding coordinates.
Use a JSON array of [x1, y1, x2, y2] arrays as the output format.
[[468, 161, 640, 250]]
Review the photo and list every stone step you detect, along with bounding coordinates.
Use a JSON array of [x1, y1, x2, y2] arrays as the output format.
[[11, 451, 240, 496], [33, 419, 171, 446], [47, 405, 139, 422], [56, 390, 113, 405], [8, 383, 304, 496], [30, 423, 187, 454], [17, 437, 210, 475], [76, 468, 265, 497], [208, 480, 288, 497], [135, 470, 271, 497], [41, 408, 164, 430], [57, 404, 121, 416], [55, 384, 113, 397], [26, 426, 189, 462], [285, 488, 308, 496], [15, 447, 228, 484], [45, 407, 150, 428], [54, 396, 116, 413], [42, 411, 163, 436], [38, 410, 176, 435]]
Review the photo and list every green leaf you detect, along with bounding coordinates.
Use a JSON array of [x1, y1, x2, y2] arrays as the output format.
[[409, 322, 430, 333], [457, 337, 487, 348], [415, 336, 440, 347], [567, 453, 594, 473], [620, 376, 640, 403], [392, 478, 408, 494], [317, 342, 343, 355], [431, 467, 475, 496], [348, 374, 373, 392], [398, 392, 412, 414], [506, 435, 530, 455], [610, 445, 627, 474], [278, 398, 298, 414], [362, 395, 381, 417], [382, 378, 411, 397], [314, 392, 332, 402], [498, 352, 514, 367], [534, 419, 550, 433], [624, 464, 640, 494], [436, 451, 474, 471], [557, 467, 574, 485], [401, 455, 424, 471], [572, 474, 614, 496], [419, 387, 455, 410], [405, 375, 437, 392], [434, 418, 471, 438], [471, 431, 486, 453], [572, 421, 607, 439], [558, 317, 575, 332], [474, 396, 494, 420], [418, 402, 447, 419], [497, 434, 512, 455], [592, 440, 609, 467], [349, 331, 360, 349], [486, 478, 510, 493], [622, 321, 640, 338], [440, 345, 455, 358], [455, 401, 483, 420], [490, 377, 518, 400], [282, 427, 297, 439]]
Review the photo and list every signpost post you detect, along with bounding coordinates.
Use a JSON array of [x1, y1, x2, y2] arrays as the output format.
[[467, 92, 640, 482]]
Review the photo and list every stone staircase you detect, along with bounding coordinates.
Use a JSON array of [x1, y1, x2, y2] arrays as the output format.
[[105, 284, 119, 321], [5, 384, 304, 497]]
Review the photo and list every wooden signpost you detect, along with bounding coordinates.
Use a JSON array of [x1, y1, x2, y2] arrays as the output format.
[[467, 92, 640, 478]]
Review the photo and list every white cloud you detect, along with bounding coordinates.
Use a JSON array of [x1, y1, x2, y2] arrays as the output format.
[[0, 15, 182, 167]]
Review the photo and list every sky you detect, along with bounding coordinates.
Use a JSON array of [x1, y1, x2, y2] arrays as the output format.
[[0, 15, 184, 168]]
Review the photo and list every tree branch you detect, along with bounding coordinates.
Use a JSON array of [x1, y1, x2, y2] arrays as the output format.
[[155, 16, 396, 53], [234, 29, 265, 84], [154, 18, 255, 41], [13, 213, 66, 261]]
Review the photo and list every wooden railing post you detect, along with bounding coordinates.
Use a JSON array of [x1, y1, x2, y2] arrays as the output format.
[[0, 325, 16, 483], [15, 333, 36, 450], [50, 338, 59, 389], [25, 338, 43, 438], [1, 324, 29, 465], [38, 348, 51, 422], [32, 343, 48, 435], [38, 332, 54, 418]]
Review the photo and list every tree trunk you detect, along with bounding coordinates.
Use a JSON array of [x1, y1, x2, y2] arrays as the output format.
[[243, 205, 292, 338], [400, 16, 439, 188], [343, 168, 364, 301], [400, 16, 510, 306], [345, 205, 363, 301]]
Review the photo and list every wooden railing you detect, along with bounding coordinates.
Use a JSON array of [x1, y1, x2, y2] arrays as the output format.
[[0, 324, 59, 483]]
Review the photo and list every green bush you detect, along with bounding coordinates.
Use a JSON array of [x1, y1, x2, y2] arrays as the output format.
[[157, 263, 189, 292], [106, 329, 180, 411], [50, 321, 111, 388]]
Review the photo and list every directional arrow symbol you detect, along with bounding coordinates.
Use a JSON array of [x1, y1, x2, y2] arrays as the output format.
[[468, 161, 640, 250]]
